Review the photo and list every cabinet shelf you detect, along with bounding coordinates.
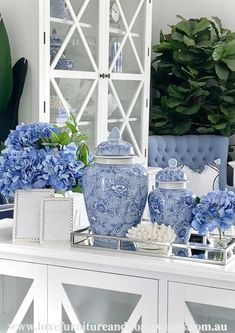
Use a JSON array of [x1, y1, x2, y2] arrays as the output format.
[[109, 27, 140, 38], [51, 70, 98, 79], [108, 117, 138, 123], [54, 120, 93, 127], [50, 17, 93, 29]]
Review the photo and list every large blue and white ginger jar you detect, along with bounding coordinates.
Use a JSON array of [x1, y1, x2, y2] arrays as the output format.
[[83, 128, 148, 247], [148, 158, 194, 255]]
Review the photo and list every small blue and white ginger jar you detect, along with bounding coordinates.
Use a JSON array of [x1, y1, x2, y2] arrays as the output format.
[[83, 128, 148, 247], [148, 158, 194, 253]]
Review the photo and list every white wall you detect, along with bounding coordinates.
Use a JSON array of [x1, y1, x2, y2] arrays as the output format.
[[0, 0, 41, 124], [152, 0, 235, 45]]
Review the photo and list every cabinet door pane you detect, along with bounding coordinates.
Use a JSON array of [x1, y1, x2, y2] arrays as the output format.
[[0, 260, 47, 332], [0, 275, 33, 332], [49, 0, 99, 152], [186, 302, 235, 333], [48, 267, 158, 333], [108, 0, 148, 160], [50, 0, 99, 72], [168, 282, 235, 333], [109, 0, 146, 75]]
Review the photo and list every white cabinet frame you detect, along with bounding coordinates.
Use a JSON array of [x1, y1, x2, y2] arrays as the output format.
[[168, 282, 235, 333], [48, 266, 158, 333]]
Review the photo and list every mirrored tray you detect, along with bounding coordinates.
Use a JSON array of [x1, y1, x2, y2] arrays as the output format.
[[71, 227, 235, 266]]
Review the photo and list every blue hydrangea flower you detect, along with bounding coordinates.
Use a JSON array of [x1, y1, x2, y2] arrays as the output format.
[[5, 123, 58, 149], [0, 123, 86, 197], [192, 190, 235, 235]]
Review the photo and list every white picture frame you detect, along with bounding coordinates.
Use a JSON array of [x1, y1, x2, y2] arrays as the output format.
[[13, 189, 55, 244], [40, 197, 73, 246]]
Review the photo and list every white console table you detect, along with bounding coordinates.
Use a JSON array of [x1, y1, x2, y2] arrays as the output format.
[[0, 221, 235, 333]]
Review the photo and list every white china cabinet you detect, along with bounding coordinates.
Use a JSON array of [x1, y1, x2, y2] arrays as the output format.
[[44, 0, 152, 162], [0, 0, 152, 162]]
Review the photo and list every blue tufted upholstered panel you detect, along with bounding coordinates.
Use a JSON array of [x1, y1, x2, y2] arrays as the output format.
[[148, 135, 229, 190]]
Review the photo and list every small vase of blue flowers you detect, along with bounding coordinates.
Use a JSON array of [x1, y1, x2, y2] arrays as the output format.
[[0, 117, 92, 198], [192, 190, 235, 247]]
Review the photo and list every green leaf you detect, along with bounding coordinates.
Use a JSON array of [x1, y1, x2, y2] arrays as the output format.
[[223, 40, 235, 57], [154, 120, 168, 128], [167, 99, 182, 108], [222, 58, 235, 71], [212, 17, 222, 30], [221, 107, 235, 122], [196, 127, 215, 134], [65, 121, 77, 134], [183, 35, 195, 47], [153, 42, 171, 53], [213, 122, 227, 130], [72, 185, 82, 193], [0, 16, 13, 112], [49, 131, 59, 144], [78, 143, 90, 166], [176, 14, 186, 21], [173, 51, 194, 63], [176, 104, 200, 115], [58, 132, 71, 145], [167, 85, 182, 99], [172, 31, 184, 42], [188, 80, 207, 87], [175, 20, 192, 37], [192, 18, 210, 35], [208, 114, 220, 124], [172, 118, 192, 135], [222, 96, 234, 103], [220, 124, 232, 136], [212, 45, 224, 61], [215, 63, 229, 80]]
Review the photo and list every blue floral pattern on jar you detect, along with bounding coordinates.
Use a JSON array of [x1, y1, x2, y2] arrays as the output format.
[[148, 188, 194, 245], [83, 163, 148, 246]]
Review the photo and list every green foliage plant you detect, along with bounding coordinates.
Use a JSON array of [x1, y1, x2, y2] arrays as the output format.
[[150, 16, 235, 136], [0, 14, 12, 112]]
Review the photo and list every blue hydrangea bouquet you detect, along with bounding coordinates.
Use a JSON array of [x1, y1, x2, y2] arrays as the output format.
[[0, 118, 91, 198], [192, 190, 235, 239]]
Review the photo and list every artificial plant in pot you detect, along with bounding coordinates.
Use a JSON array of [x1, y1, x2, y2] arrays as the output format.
[[0, 14, 28, 143], [150, 16, 235, 136]]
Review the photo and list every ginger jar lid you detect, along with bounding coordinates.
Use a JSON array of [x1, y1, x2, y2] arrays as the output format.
[[95, 127, 136, 164], [156, 158, 188, 184]]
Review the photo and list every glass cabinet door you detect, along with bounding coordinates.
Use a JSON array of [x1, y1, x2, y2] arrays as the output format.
[[48, 266, 158, 333], [0, 260, 47, 332], [168, 282, 235, 333], [108, 0, 152, 161], [48, 0, 100, 150], [46, 0, 152, 160]]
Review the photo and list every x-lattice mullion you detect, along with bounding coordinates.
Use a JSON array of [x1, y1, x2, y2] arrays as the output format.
[[120, 298, 143, 333], [109, 80, 142, 156], [61, 286, 84, 333], [7, 284, 35, 333], [66, 0, 98, 72], [50, 77, 71, 116], [109, 0, 144, 73], [125, 121, 142, 156], [109, 80, 128, 122], [120, 80, 144, 133], [51, 0, 98, 72], [76, 79, 98, 123], [50, 23, 76, 70]]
